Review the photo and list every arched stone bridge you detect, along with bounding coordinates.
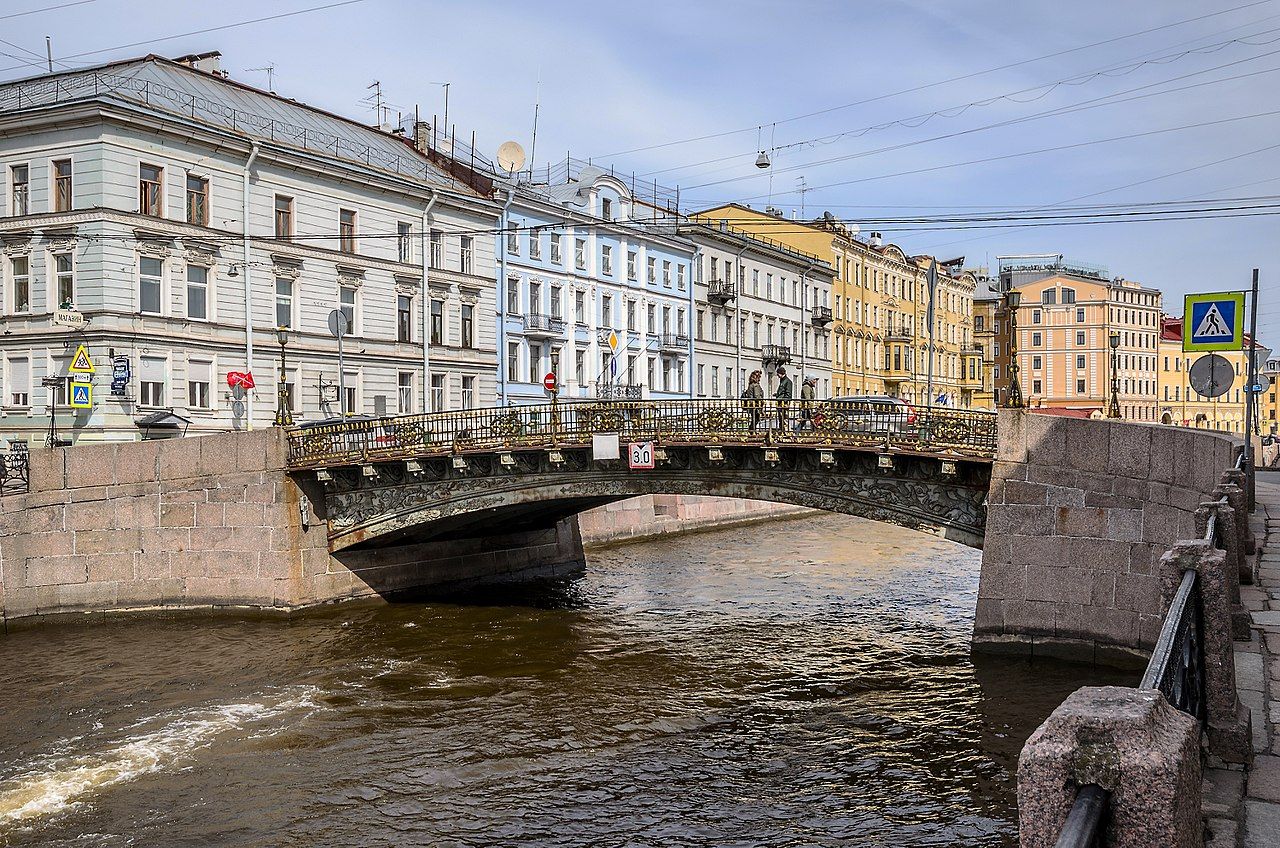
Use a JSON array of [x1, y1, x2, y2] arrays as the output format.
[[286, 400, 997, 551]]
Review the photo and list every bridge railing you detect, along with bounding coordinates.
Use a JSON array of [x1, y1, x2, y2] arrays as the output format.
[[284, 399, 997, 469], [0, 443, 29, 496]]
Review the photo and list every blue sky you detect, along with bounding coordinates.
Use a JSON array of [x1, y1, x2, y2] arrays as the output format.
[[4, 0, 1279, 339]]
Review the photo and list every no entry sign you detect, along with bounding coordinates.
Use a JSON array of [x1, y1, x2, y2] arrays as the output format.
[[543, 372, 557, 392]]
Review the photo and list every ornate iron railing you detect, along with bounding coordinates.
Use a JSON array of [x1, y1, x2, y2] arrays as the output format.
[[284, 399, 997, 469], [597, 384, 644, 400], [0, 444, 29, 495]]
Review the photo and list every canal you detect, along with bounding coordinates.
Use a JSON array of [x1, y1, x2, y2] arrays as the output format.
[[0, 512, 1125, 847]]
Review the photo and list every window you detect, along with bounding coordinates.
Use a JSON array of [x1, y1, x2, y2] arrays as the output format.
[[677, 264, 686, 290], [10, 256, 29, 313], [343, 374, 359, 414], [1072, 330, 1083, 346], [507, 228, 519, 254], [601, 294, 613, 327], [627, 250, 637, 280], [528, 343, 542, 384], [627, 299, 637, 332], [528, 230, 540, 259], [430, 376, 445, 412], [461, 303, 474, 348], [507, 341, 519, 383], [188, 360, 212, 410], [457, 375, 474, 409], [575, 350, 586, 385], [53, 158, 72, 211], [275, 278, 293, 328], [1041, 289, 1056, 305], [647, 256, 656, 283], [1077, 379, 1086, 394], [975, 314, 985, 332], [339, 209, 357, 253], [1075, 307, 1085, 323], [186, 265, 208, 320], [1062, 288, 1076, 304], [662, 260, 672, 286], [574, 290, 585, 324], [1031, 332, 1042, 346], [1032, 379, 1043, 395], [398, 372, 415, 414], [7, 356, 29, 406], [139, 257, 163, 315], [529, 280, 542, 315], [186, 175, 208, 225], [550, 286, 563, 320], [398, 222, 412, 263], [1076, 355, 1086, 369], [601, 244, 613, 275], [459, 236, 473, 274], [397, 295, 412, 342], [274, 196, 293, 239], [54, 254, 73, 307], [1032, 355, 1042, 370], [430, 298, 444, 345], [1032, 309, 1042, 324], [550, 234, 562, 264], [10, 164, 27, 215], [507, 277, 520, 315], [339, 286, 357, 333], [574, 238, 586, 270], [139, 356, 166, 407], [139, 163, 163, 216], [430, 230, 442, 268], [647, 303, 656, 334], [601, 197, 612, 219]]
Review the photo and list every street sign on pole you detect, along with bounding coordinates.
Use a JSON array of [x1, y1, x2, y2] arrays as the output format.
[[69, 344, 94, 374], [543, 371, 557, 392], [69, 382, 92, 409], [1188, 353, 1234, 399], [1183, 292, 1245, 352]]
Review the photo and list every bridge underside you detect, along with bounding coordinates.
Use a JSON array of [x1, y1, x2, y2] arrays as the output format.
[[303, 445, 992, 552]]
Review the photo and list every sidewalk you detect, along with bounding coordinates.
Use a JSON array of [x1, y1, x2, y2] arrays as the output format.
[[1240, 472, 1280, 846]]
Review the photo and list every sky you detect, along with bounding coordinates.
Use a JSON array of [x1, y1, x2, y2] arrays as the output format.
[[3, 0, 1279, 342]]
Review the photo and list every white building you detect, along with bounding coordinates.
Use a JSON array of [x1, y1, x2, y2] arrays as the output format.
[[684, 220, 835, 401], [0, 52, 499, 444]]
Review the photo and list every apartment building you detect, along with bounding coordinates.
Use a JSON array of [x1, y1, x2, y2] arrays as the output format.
[[0, 53, 499, 444], [973, 278, 1004, 409], [682, 217, 834, 401]]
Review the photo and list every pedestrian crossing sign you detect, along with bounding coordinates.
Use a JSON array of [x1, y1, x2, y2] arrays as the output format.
[[1184, 292, 1245, 352], [69, 381, 92, 409], [69, 344, 94, 373]]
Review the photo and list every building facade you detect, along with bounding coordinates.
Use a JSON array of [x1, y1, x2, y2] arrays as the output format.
[[1156, 317, 1255, 435], [682, 218, 834, 401], [0, 53, 499, 445]]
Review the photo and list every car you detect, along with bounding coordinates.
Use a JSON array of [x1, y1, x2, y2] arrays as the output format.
[[815, 395, 917, 433]]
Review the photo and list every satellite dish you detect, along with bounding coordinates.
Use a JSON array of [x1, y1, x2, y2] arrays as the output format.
[[1189, 353, 1234, 399], [496, 140, 526, 174]]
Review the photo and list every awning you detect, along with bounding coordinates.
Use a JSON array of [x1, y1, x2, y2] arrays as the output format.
[[133, 409, 191, 438]]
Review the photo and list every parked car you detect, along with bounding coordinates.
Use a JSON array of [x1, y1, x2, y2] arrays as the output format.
[[815, 395, 917, 433]]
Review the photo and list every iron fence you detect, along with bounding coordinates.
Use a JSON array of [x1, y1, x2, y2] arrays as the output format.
[[0, 444, 29, 495], [285, 399, 997, 468]]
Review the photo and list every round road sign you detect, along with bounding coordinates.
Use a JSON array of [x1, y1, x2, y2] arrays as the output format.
[[327, 309, 350, 338], [1189, 353, 1234, 399], [543, 372, 557, 392]]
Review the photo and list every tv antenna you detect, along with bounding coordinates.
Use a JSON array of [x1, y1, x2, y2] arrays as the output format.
[[363, 80, 389, 126], [246, 63, 276, 93]]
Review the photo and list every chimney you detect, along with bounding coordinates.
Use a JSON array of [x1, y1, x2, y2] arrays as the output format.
[[173, 51, 225, 78], [869, 231, 883, 248]]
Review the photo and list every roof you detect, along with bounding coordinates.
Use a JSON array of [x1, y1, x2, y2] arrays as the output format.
[[0, 54, 483, 196]]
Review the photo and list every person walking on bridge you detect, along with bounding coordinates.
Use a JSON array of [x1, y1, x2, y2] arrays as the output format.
[[774, 367, 793, 431], [743, 370, 765, 434], [798, 377, 816, 431]]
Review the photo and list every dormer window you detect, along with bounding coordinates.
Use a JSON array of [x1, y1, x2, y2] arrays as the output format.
[[601, 197, 612, 220]]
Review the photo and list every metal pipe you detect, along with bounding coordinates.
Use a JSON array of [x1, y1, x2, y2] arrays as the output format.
[[733, 243, 748, 397], [420, 188, 439, 414], [242, 141, 260, 429], [496, 188, 514, 406], [687, 246, 698, 397], [1246, 267, 1260, 511]]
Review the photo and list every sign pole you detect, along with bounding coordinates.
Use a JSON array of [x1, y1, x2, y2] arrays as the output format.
[[1246, 268, 1260, 511]]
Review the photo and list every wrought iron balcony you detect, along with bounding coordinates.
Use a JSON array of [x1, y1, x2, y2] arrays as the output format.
[[885, 325, 914, 341], [523, 313, 565, 338], [660, 333, 690, 353], [708, 279, 736, 305], [596, 383, 644, 400], [761, 344, 791, 365], [811, 306, 833, 327]]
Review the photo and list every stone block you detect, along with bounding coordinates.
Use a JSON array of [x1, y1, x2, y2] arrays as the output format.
[[1026, 566, 1093, 605], [1017, 687, 1202, 848], [1023, 412, 1068, 467], [989, 504, 1054, 538], [25, 448, 64, 492], [54, 580, 118, 610], [1202, 767, 1245, 819], [1002, 599, 1058, 638], [114, 577, 186, 606], [194, 503, 224, 528], [1055, 506, 1109, 538], [157, 437, 203, 481], [1084, 490, 1141, 510], [1108, 423, 1152, 480], [63, 444, 115, 489], [221, 503, 266, 528], [1010, 534, 1068, 570], [189, 526, 265, 552], [1114, 573, 1160, 614], [1064, 419, 1111, 474], [256, 551, 299, 580], [87, 552, 135, 583], [159, 503, 195, 529], [1142, 504, 1183, 547], [1026, 462, 1079, 489], [978, 559, 1025, 600], [132, 548, 171, 580], [1108, 508, 1144, 542], [74, 529, 141, 555], [995, 409, 1028, 463], [115, 496, 158, 530], [23, 504, 66, 534], [1065, 537, 1131, 574], [1148, 426, 1179, 486], [1249, 754, 1280, 803], [112, 440, 160, 486], [1003, 480, 1047, 505], [25, 555, 87, 586], [974, 597, 1003, 632], [206, 482, 250, 504], [25, 531, 73, 556], [64, 500, 116, 532]]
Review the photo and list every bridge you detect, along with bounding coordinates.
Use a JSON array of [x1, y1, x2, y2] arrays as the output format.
[[283, 399, 997, 551]]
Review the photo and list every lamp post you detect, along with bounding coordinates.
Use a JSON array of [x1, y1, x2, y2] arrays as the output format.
[[274, 325, 293, 427], [1003, 289, 1024, 409], [1107, 330, 1122, 419]]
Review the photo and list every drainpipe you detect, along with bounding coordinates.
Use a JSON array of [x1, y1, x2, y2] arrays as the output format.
[[497, 189, 514, 406], [420, 188, 439, 414], [242, 141, 260, 429], [687, 246, 698, 397], [733, 243, 748, 396], [800, 260, 814, 388]]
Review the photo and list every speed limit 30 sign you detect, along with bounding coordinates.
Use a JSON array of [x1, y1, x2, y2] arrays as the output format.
[[628, 441, 655, 470]]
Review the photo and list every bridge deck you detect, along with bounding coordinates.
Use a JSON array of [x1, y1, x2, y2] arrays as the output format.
[[285, 399, 997, 469]]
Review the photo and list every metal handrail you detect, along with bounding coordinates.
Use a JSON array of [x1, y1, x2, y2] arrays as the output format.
[[0, 445, 29, 495], [1054, 784, 1109, 848], [284, 399, 998, 468]]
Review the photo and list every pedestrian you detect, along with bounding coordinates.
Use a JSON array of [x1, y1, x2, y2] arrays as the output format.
[[774, 367, 793, 431], [798, 377, 815, 431], [742, 370, 765, 434]]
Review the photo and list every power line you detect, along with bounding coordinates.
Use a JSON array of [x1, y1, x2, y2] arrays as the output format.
[[0, 0, 95, 23], [594, 0, 1277, 160]]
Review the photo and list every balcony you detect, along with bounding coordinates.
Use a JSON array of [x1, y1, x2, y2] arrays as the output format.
[[811, 306, 833, 327], [523, 313, 565, 339], [762, 344, 791, 365], [660, 333, 690, 353], [597, 382, 644, 400], [885, 324, 914, 341], [708, 279, 736, 305]]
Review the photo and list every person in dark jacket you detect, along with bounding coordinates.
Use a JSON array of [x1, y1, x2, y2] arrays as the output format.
[[742, 370, 765, 433], [774, 367, 793, 431], [798, 378, 816, 431]]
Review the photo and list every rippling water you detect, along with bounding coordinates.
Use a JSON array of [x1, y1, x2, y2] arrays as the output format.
[[0, 512, 1125, 847]]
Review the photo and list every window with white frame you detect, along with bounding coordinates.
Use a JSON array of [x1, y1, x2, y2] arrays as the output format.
[[459, 236, 473, 274], [528, 343, 542, 384], [662, 260, 671, 286], [275, 278, 293, 328], [461, 303, 474, 348], [398, 222, 413, 263], [10, 164, 28, 215], [53, 253, 73, 308], [274, 195, 293, 239], [575, 350, 585, 385], [188, 359, 212, 409], [677, 264, 685, 290], [398, 372, 415, 414], [138, 356, 166, 407], [430, 229, 442, 268], [183, 265, 209, 321], [507, 341, 519, 383], [139, 257, 163, 315], [52, 158, 72, 212], [461, 375, 475, 409], [507, 277, 520, 314], [550, 285, 562, 320], [574, 290, 585, 324], [528, 230, 540, 259], [430, 298, 444, 345], [646, 256, 656, 283], [627, 250, 637, 280], [601, 244, 612, 275], [507, 227, 519, 254], [339, 209, 357, 253], [340, 285, 358, 334], [574, 238, 586, 270], [550, 234, 562, 264], [529, 280, 542, 315], [6, 355, 29, 406], [186, 175, 208, 225], [139, 163, 163, 217], [10, 255, 29, 313]]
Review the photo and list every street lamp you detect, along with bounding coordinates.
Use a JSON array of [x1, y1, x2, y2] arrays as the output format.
[[1108, 330, 1122, 419], [274, 325, 293, 427], [1003, 289, 1024, 409]]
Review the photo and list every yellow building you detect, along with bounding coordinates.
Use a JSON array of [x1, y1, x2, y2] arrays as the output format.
[[1157, 316, 1257, 436], [693, 204, 984, 408]]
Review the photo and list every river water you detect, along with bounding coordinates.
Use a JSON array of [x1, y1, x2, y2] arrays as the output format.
[[0, 512, 1124, 847]]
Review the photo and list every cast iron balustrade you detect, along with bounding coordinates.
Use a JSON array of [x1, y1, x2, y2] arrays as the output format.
[[597, 383, 644, 400], [761, 345, 791, 365], [0, 443, 29, 495], [708, 280, 735, 305], [660, 333, 690, 352], [885, 324, 914, 341], [284, 399, 997, 469], [523, 313, 564, 338], [811, 306, 833, 326]]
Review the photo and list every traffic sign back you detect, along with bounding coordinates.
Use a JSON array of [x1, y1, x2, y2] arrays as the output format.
[[1184, 292, 1244, 352]]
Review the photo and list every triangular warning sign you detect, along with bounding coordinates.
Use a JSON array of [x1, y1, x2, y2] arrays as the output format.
[[69, 344, 94, 374], [1194, 304, 1231, 339]]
